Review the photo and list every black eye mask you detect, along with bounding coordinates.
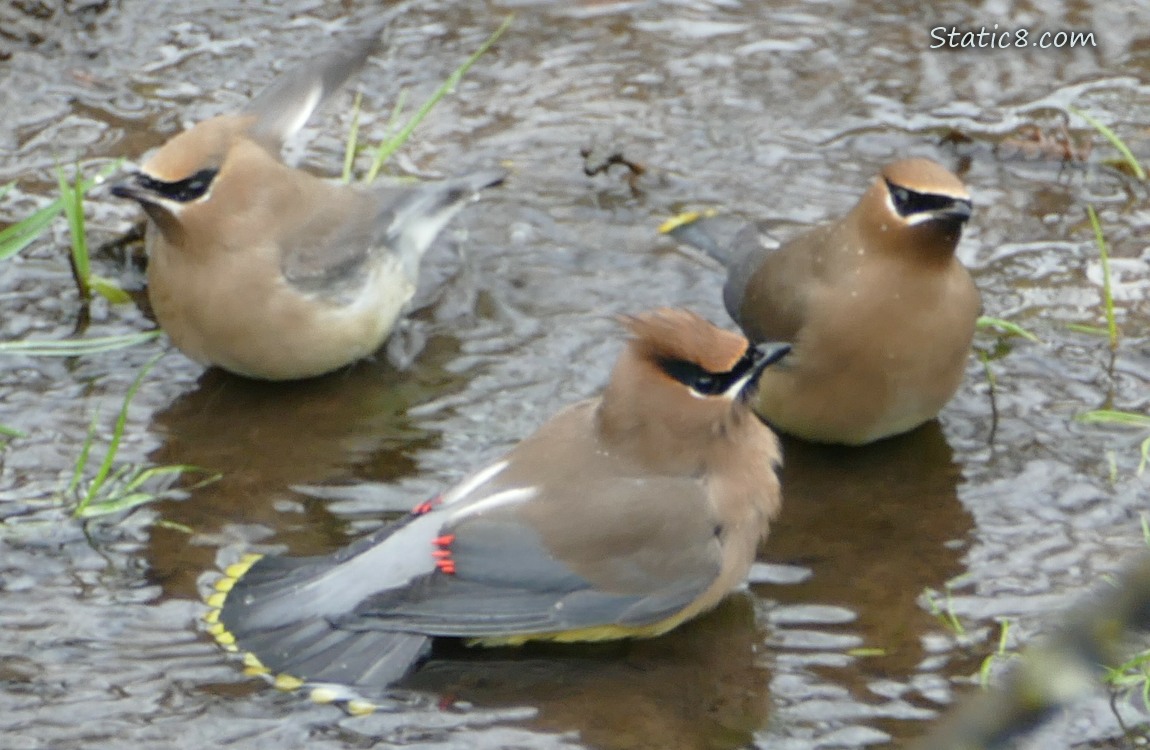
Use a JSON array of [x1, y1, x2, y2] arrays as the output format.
[[133, 168, 219, 203], [658, 343, 789, 397], [885, 178, 972, 220], [659, 357, 746, 395]]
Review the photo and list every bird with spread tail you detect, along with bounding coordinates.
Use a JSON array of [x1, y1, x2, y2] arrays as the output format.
[[113, 27, 505, 380], [206, 309, 788, 706], [668, 158, 981, 446]]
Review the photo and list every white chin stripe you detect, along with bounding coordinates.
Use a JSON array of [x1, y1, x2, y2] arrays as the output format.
[[722, 371, 756, 400], [904, 210, 941, 226], [689, 371, 757, 401], [149, 195, 187, 216], [137, 183, 214, 216], [885, 191, 967, 227]]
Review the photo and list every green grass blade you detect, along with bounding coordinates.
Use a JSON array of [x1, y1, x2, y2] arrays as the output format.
[[386, 87, 410, 134], [365, 15, 513, 182], [0, 181, 13, 201], [67, 410, 100, 497], [977, 316, 1040, 343], [979, 654, 995, 689], [977, 350, 997, 390], [1106, 649, 1150, 680], [1076, 410, 1150, 427], [132, 464, 219, 494], [89, 275, 132, 304], [56, 165, 91, 300], [1, 160, 122, 263], [70, 167, 90, 278], [75, 491, 160, 518], [0, 200, 65, 262], [979, 621, 1013, 691], [118, 463, 183, 495], [74, 353, 163, 517], [61, 168, 128, 304], [1085, 205, 1119, 350], [1065, 323, 1110, 336], [0, 331, 161, 356], [847, 647, 887, 657], [360, 87, 409, 182], [0, 423, 26, 439], [1070, 106, 1146, 180], [342, 91, 363, 184], [74, 465, 217, 518], [103, 462, 136, 488]]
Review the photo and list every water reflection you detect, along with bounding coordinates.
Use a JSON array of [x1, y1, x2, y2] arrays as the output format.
[[764, 420, 973, 676], [3, 0, 1147, 746], [407, 593, 770, 750], [143, 334, 467, 600]]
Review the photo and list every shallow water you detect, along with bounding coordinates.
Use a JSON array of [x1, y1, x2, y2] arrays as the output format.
[[1, 1, 1149, 748]]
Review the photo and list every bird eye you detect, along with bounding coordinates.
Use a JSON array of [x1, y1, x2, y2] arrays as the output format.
[[658, 358, 744, 396], [136, 168, 219, 203], [884, 178, 969, 221], [182, 170, 214, 197]]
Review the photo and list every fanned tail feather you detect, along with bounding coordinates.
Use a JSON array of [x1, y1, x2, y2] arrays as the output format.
[[205, 548, 431, 706], [382, 168, 508, 281]]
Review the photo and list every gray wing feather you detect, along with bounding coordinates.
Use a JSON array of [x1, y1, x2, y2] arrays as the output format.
[[218, 516, 436, 688], [220, 513, 442, 635], [666, 217, 783, 336], [279, 170, 506, 304], [278, 205, 379, 301], [238, 617, 430, 688], [722, 224, 773, 326], [345, 504, 719, 638], [244, 28, 383, 149], [344, 575, 710, 638], [372, 169, 507, 281]]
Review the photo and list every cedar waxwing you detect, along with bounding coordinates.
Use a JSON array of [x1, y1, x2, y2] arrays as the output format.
[[674, 158, 980, 445], [206, 309, 788, 705], [112, 29, 505, 380]]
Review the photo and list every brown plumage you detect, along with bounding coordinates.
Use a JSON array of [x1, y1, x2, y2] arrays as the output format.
[[597, 309, 768, 474], [712, 158, 981, 445], [208, 308, 786, 698], [113, 29, 504, 380]]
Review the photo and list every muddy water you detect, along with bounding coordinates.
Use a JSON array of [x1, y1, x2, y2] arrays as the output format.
[[1, 0, 1148, 748]]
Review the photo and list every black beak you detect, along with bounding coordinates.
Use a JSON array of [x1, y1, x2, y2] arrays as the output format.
[[110, 173, 147, 203], [748, 341, 791, 376], [731, 341, 791, 401], [934, 198, 972, 224]]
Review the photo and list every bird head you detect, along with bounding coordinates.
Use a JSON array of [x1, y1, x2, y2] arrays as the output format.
[[857, 158, 973, 259], [111, 29, 382, 246], [111, 115, 256, 240], [598, 308, 787, 474]]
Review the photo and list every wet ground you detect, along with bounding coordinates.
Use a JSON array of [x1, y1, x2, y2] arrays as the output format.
[[1, 0, 1149, 748]]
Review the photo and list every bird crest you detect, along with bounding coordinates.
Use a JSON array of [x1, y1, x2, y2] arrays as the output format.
[[618, 308, 748, 377]]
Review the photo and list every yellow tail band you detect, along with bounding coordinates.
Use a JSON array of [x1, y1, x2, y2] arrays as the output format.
[[203, 553, 263, 656], [202, 551, 380, 715], [657, 208, 717, 235]]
